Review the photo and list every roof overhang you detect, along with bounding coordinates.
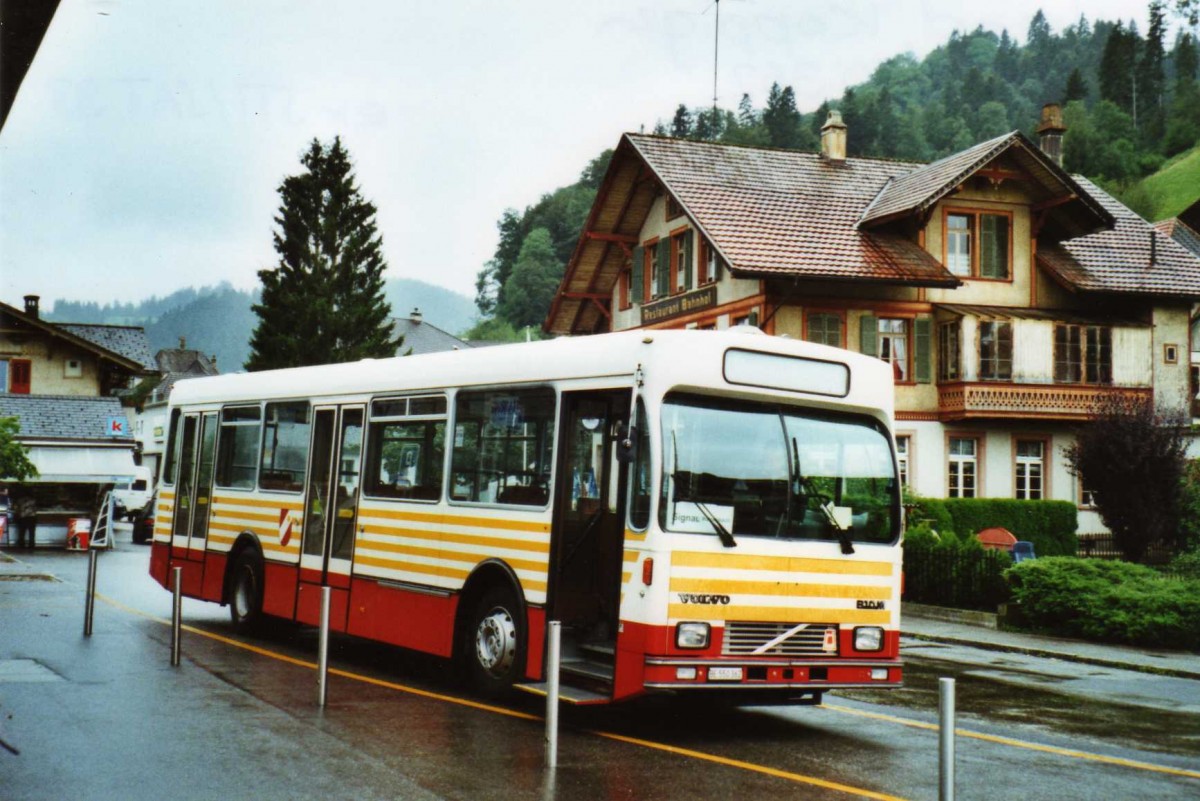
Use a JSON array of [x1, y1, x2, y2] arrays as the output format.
[[0, 302, 149, 373], [22, 444, 137, 484]]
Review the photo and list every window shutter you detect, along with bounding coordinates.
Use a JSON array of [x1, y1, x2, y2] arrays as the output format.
[[656, 239, 670, 297], [682, 230, 694, 291], [914, 317, 932, 383], [10, 358, 31, 395], [631, 245, 644, 304], [859, 315, 878, 358]]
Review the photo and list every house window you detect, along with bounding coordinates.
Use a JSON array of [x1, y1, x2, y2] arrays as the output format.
[[948, 437, 978, 498], [699, 240, 723, 284], [1054, 325, 1111, 384], [878, 318, 909, 381], [1014, 439, 1045, 500], [649, 239, 670, 299], [1164, 344, 1179, 364], [938, 322, 960, 381], [945, 211, 1010, 279], [1079, 480, 1097, 508], [896, 435, 911, 489], [666, 194, 684, 220], [806, 312, 842, 347], [6, 359, 31, 395], [979, 321, 1013, 380], [671, 230, 691, 293], [64, 359, 83, 379]]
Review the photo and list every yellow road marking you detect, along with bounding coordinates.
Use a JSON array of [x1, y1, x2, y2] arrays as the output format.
[[591, 731, 906, 801], [822, 703, 1200, 781], [94, 593, 1199, 789]]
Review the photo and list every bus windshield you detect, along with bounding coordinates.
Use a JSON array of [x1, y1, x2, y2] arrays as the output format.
[[659, 393, 898, 545]]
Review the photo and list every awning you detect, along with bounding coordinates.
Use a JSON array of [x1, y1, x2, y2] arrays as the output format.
[[23, 446, 138, 484]]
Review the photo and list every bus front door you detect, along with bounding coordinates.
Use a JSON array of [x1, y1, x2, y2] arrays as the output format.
[[296, 405, 365, 631], [549, 390, 630, 693], [169, 412, 217, 594]]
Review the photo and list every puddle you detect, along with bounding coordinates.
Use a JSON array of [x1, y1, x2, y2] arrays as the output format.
[[0, 659, 64, 683], [835, 656, 1200, 757]]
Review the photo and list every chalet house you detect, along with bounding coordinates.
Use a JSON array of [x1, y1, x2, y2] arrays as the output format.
[[130, 339, 221, 483], [545, 106, 1200, 534], [0, 295, 155, 545]]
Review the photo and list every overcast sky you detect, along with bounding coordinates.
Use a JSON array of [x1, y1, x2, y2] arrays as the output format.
[[0, 0, 1159, 314]]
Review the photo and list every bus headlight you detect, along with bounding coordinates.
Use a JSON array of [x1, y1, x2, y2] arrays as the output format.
[[676, 622, 710, 649], [854, 626, 884, 652]]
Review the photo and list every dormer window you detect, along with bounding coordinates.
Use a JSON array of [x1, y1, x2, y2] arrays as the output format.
[[944, 209, 1011, 280]]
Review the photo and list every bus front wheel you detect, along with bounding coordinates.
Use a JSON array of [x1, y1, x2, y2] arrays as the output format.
[[229, 550, 264, 632], [464, 584, 523, 696]]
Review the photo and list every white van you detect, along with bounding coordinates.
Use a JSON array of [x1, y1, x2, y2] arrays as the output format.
[[113, 465, 154, 519]]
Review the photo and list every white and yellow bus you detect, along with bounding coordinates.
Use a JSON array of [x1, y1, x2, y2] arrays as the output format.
[[150, 328, 903, 704]]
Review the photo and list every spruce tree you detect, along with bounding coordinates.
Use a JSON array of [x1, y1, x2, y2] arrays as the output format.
[[1064, 68, 1089, 102], [246, 137, 398, 371]]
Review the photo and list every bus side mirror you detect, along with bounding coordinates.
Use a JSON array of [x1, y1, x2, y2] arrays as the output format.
[[616, 423, 637, 464]]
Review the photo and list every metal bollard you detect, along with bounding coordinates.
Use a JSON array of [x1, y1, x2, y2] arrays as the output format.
[[171, 567, 182, 666], [939, 677, 956, 801], [317, 586, 331, 707], [83, 549, 98, 636], [545, 620, 561, 769]]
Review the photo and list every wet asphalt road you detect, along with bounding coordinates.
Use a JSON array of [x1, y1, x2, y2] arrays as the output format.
[[1, 534, 1198, 801]]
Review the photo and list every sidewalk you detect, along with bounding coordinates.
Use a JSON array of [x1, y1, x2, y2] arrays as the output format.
[[902, 603, 1200, 681]]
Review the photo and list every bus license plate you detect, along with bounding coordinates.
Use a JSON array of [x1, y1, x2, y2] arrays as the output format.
[[708, 667, 743, 681]]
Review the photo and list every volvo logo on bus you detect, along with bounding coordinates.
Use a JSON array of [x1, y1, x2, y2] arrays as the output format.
[[678, 593, 731, 605]]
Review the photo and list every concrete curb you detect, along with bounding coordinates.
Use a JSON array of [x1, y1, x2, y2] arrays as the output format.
[[902, 630, 1200, 681]]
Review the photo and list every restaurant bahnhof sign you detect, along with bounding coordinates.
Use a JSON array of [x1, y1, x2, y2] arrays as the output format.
[[640, 285, 717, 326]]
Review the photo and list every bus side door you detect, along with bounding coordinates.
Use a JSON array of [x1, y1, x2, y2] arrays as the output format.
[[296, 405, 365, 631], [169, 412, 217, 592]]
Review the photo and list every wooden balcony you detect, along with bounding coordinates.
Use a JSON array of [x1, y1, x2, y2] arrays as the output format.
[[937, 381, 1152, 421]]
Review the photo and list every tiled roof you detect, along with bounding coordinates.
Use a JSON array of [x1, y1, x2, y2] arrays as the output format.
[[626, 135, 959, 286], [1037, 177, 1200, 298], [59, 324, 156, 370], [1154, 217, 1200, 259], [155, 348, 218, 375], [391, 315, 473, 355], [0, 394, 132, 442]]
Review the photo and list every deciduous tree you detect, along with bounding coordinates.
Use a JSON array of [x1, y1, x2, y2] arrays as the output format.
[[0, 417, 37, 482]]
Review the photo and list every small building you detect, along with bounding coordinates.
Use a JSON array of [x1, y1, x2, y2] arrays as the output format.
[[0, 295, 155, 546], [391, 308, 474, 355], [545, 106, 1200, 534]]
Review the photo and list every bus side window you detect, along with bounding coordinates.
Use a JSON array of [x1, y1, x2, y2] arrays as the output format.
[[365, 419, 446, 501], [259, 401, 311, 492], [451, 387, 555, 506], [215, 405, 262, 490], [629, 399, 651, 529], [162, 408, 182, 486]]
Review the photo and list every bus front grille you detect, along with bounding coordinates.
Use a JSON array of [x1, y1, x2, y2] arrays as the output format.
[[721, 622, 839, 656]]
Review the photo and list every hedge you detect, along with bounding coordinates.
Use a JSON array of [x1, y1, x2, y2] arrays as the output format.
[[907, 497, 1077, 556], [903, 531, 1012, 611], [1006, 557, 1200, 649]]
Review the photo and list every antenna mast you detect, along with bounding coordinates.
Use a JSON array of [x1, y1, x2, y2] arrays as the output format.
[[712, 0, 720, 122]]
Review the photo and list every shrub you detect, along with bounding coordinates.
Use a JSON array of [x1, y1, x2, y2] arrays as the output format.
[[1166, 548, 1200, 579], [903, 530, 1012, 611], [907, 497, 1077, 556], [1006, 557, 1200, 649]]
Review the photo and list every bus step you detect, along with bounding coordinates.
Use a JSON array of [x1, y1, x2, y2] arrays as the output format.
[[514, 682, 610, 705], [578, 641, 615, 660], [561, 658, 614, 683]]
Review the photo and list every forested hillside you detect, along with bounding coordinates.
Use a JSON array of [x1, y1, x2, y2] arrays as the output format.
[[474, 2, 1200, 334], [45, 278, 475, 371]]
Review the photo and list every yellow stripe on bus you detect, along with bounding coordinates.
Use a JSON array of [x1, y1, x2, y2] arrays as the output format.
[[211, 495, 303, 510], [360, 525, 549, 555], [356, 539, 546, 573], [673, 551, 894, 577], [212, 509, 295, 524], [670, 577, 891, 600], [667, 604, 891, 625], [362, 506, 549, 533], [354, 555, 547, 594], [160, 490, 175, 500]]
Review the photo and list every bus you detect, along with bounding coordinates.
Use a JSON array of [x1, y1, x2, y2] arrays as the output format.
[[150, 328, 903, 704]]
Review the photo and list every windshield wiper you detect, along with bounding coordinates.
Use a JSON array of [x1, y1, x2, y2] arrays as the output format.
[[793, 437, 854, 555], [694, 500, 737, 548]]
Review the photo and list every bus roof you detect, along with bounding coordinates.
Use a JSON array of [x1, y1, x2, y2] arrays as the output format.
[[169, 329, 894, 417]]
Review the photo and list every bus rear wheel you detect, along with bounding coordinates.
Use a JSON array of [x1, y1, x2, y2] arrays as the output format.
[[229, 550, 264, 632], [463, 585, 524, 696]]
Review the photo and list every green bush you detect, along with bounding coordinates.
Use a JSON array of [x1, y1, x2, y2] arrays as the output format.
[[1006, 557, 1200, 649], [1167, 548, 1200, 579], [907, 497, 1077, 557]]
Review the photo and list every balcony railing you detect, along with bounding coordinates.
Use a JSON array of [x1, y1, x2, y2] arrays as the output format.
[[937, 381, 1152, 421]]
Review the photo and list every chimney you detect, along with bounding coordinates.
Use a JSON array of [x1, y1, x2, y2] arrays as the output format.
[[179, 336, 187, 350], [23, 294, 39, 319], [210, 354, 218, 371], [820, 110, 847, 162], [411, 307, 423, 325], [1036, 103, 1067, 167]]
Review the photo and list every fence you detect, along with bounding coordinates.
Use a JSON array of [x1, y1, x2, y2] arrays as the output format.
[[1076, 534, 1174, 565], [902, 546, 1011, 611]]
